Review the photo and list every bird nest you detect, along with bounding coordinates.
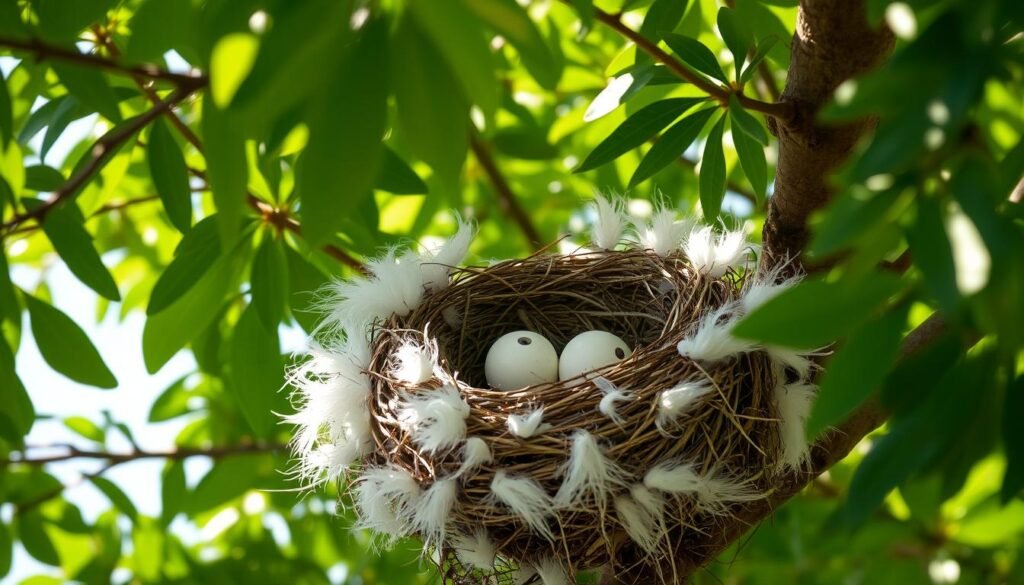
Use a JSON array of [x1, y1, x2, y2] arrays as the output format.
[[288, 201, 818, 585]]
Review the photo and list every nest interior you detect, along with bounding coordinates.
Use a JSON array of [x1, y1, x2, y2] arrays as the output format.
[[365, 248, 782, 582]]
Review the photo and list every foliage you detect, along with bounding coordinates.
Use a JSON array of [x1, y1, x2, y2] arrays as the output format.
[[0, 0, 1022, 583]]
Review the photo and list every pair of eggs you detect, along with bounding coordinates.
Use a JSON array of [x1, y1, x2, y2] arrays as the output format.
[[484, 330, 632, 391]]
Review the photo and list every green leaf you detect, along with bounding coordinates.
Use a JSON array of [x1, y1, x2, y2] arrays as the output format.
[[251, 234, 288, 330], [907, 197, 959, 315], [23, 292, 117, 388], [51, 63, 122, 122], [629, 106, 715, 188], [147, 118, 192, 233], [375, 147, 428, 195], [148, 376, 193, 423], [298, 17, 389, 246], [0, 522, 10, 578], [739, 35, 779, 84], [731, 113, 768, 199], [23, 165, 65, 192], [0, 67, 12, 147], [717, 7, 751, 80], [880, 330, 960, 418], [210, 33, 260, 108], [24, 199, 120, 301], [143, 249, 242, 373], [698, 114, 727, 219], [229, 306, 284, 438], [90, 477, 139, 522], [18, 511, 58, 565], [63, 416, 105, 443], [39, 96, 81, 161], [230, 1, 351, 127], [576, 97, 705, 173], [393, 16, 469, 193], [202, 94, 248, 245], [0, 337, 34, 439], [809, 187, 901, 258], [161, 460, 187, 526], [464, 0, 560, 89], [147, 214, 222, 315], [285, 247, 330, 333], [0, 0, 28, 38], [124, 0, 198, 64], [36, 0, 116, 41], [732, 274, 908, 348], [569, 0, 594, 35], [188, 454, 265, 515], [662, 33, 729, 85], [637, 0, 688, 64], [806, 304, 908, 438], [728, 95, 769, 145], [1003, 374, 1024, 502]]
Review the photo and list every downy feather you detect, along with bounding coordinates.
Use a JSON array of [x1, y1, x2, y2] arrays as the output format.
[[489, 470, 555, 539]]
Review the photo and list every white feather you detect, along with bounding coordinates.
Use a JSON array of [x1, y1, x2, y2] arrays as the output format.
[[489, 470, 555, 539], [594, 376, 632, 426], [398, 385, 470, 454], [656, 379, 714, 431], [591, 194, 627, 250], [456, 437, 494, 477], [776, 382, 817, 469], [644, 461, 762, 514], [421, 218, 475, 292], [533, 557, 571, 585], [451, 529, 496, 570], [354, 466, 422, 541], [319, 248, 425, 332], [286, 336, 373, 484], [391, 339, 438, 385], [636, 209, 692, 257], [766, 346, 815, 381], [554, 430, 627, 509], [511, 564, 538, 585], [683, 225, 752, 278], [614, 485, 666, 554], [413, 478, 457, 545], [676, 304, 758, 363], [507, 407, 552, 438]]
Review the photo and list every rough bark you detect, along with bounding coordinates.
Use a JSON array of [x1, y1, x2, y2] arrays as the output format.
[[763, 0, 895, 265]]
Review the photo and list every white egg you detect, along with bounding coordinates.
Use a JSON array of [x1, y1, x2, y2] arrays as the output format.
[[558, 331, 632, 382], [484, 331, 559, 391]]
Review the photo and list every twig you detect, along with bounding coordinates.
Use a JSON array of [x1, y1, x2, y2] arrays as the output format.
[[0, 87, 197, 234], [5, 441, 286, 466], [0, 36, 207, 90], [8, 442, 285, 513], [469, 133, 543, 251], [8, 195, 161, 237], [580, 5, 795, 122]]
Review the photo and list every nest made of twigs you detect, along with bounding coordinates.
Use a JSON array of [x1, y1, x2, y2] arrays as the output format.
[[363, 247, 785, 583]]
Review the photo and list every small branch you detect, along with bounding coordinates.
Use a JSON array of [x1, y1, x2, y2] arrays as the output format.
[[0, 36, 207, 90], [6, 441, 286, 466], [0, 87, 197, 235], [7, 195, 162, 237], [7, 442, 285, 514], [583, 6, 795, 122], [469, 133, 543, 251]]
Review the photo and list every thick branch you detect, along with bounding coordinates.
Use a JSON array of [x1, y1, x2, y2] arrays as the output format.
[[470, 133, 543, 251], [0, 36, 207, 89], [587, 7, 795, 122], [1, 87, 196, 234], [761, 0, 895, 264]]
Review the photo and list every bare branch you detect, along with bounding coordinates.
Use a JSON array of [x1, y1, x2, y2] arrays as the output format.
[[0, 36, 207, 90], [5, 441, 286, 466], [470, 133, 544, 251]]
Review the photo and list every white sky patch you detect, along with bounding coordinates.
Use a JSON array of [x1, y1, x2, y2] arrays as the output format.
[[885, 3, 918, 39], [947, 207, 990, 295]]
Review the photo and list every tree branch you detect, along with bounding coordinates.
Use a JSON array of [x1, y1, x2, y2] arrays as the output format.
[[7, 442, 285, 514], [0, 87, 198, 235], [0, 36, 207, 90], [469, 133, 543, 251], [584, 6, 795, 122], [761, 0, 895, 264]]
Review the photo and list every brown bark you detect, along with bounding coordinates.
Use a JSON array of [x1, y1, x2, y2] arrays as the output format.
[[763, 0, 895, 265]]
